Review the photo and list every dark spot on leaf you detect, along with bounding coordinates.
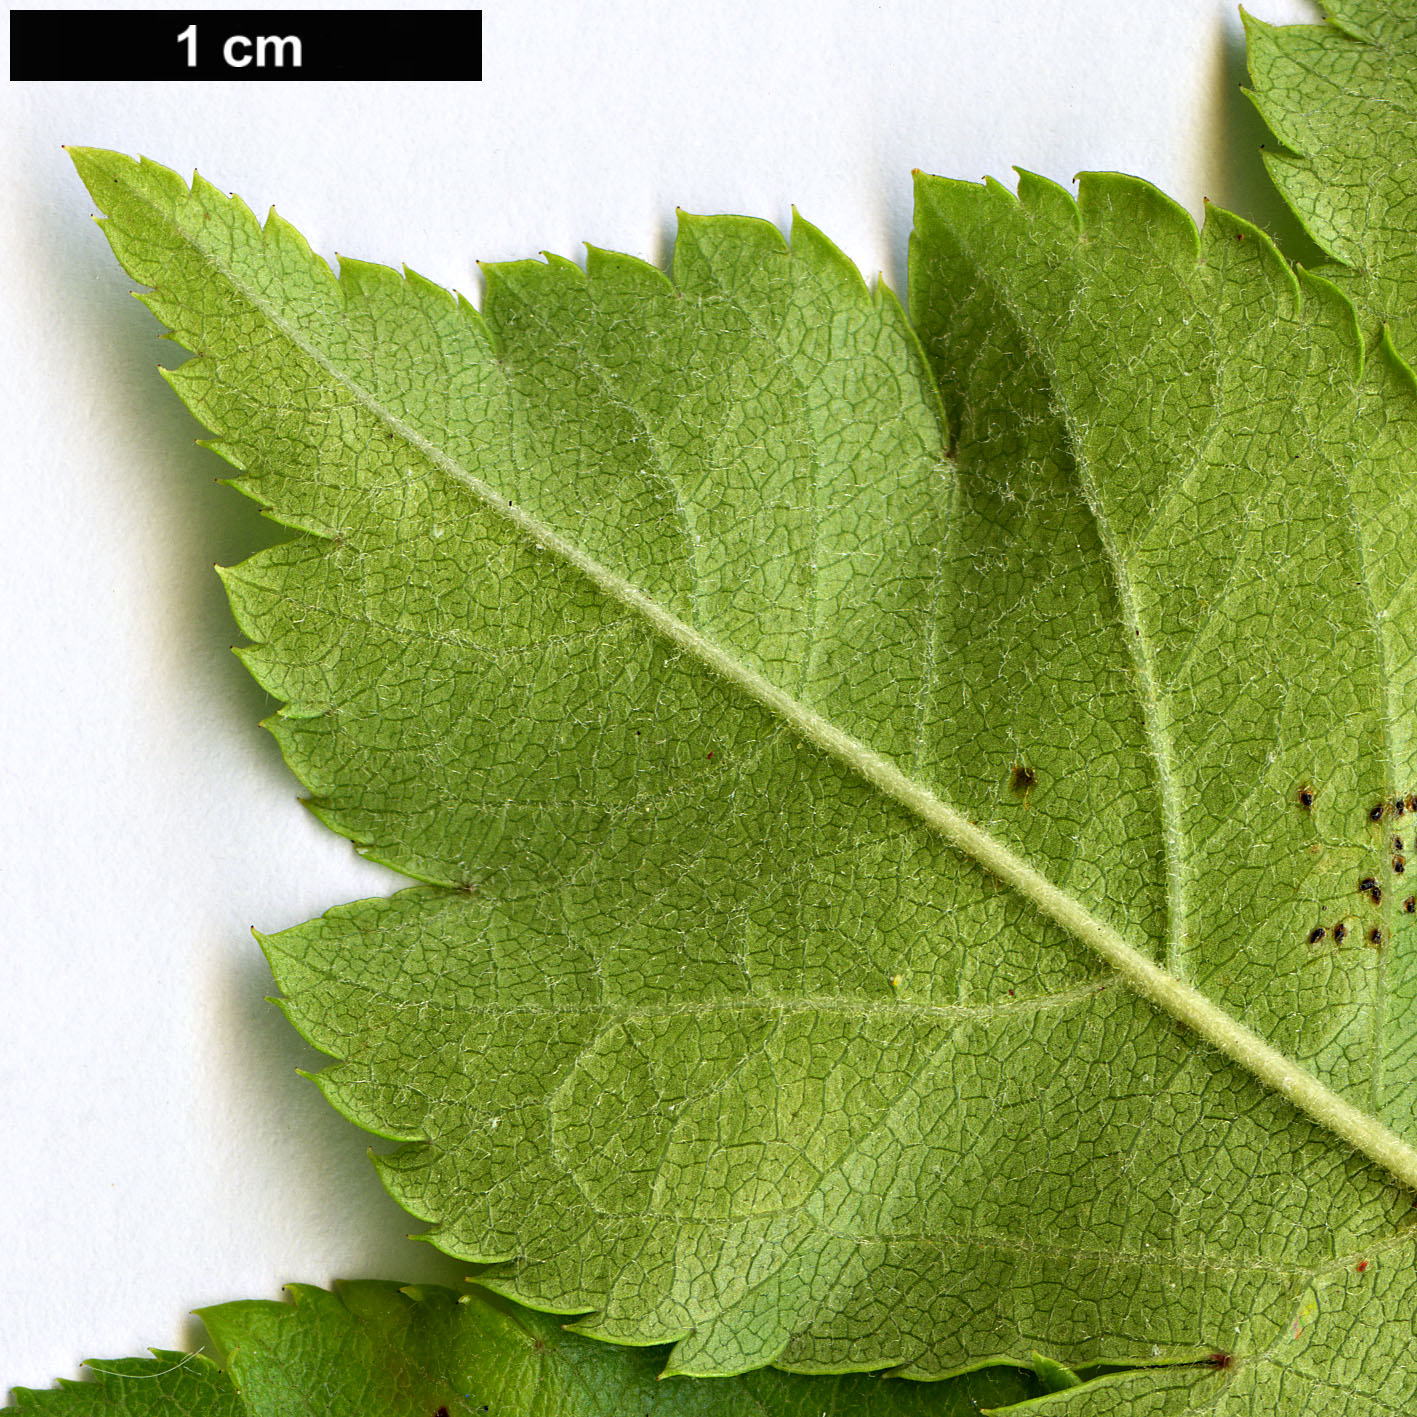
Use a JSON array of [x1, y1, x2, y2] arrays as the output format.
[[434, 1408, 449, 1417], [1395, 837, 1405, 852], [1371, 803, 1387, 822], [1357, 1259, 1370, 1273], [1010, 763, 1036, 796], [1407, 794, 1417, 813], [1405, 896, 1416, 914], [707, 751, 714, 760], [1395, 856, 1406, 874], [1360, 876, 1379, 895], [1334, 922, 1348, 943], [1308, 926, 1326, 944], [1297, 785, 1315, 809], [1370, 927, 1384, 946]]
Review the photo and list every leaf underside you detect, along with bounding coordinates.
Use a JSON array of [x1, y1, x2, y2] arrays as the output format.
[[69, 31, 1417, 1406], [4, 1282, 1040, 1415], [1245, 0, 1417, 348]]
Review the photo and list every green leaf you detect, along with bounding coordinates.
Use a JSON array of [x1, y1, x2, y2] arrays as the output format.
[[4, 1353, 241, 1417], [907, 164, 1417, 1412], [4, 1283, 1040, 1415], [70, 141, 1417, 1410], [1244, 2, 1417, 344]]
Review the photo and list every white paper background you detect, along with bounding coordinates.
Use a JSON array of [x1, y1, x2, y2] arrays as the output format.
[[3, 0, 1320, 1391]]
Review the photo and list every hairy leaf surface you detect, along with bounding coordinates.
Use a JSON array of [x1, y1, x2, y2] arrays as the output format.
[[6, 1283, 1036, 1415], [71, 140, 1417, 1409], [908, 164, 1417, 1416]]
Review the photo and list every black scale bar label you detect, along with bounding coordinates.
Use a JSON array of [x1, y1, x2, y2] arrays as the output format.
[[10, 10, 482, 81]]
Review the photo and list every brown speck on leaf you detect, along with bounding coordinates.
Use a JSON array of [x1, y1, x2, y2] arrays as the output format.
[[1297, 785, 1316, 809], [1308, 926, 1326, 944], [1405, 896, 1416, 914], [1010, 763, 1036, 802], [1370, 927, 1385, 947], [1357, 1259, 1370, 1273], [1335, 922, 1349, 943], [1209, 1351, 1234, 1370]]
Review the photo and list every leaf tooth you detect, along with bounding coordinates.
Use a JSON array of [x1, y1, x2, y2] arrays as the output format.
[[305, 1061, 429, 1142], [911, 170, 1019, 239], [476, 1247, 611, 1313], [1014, 168, 1082, 230], [372, 1141, 445, 1224], [671, 208, 787, 289], [196, 438, 246, 473], [981, 173, 1018, 204], [584, 243, 676, 295], [401, 263, 462, 315], [227, 643, 309, 709], [157, 360, 237, 449], [143, 294, 204, 351], [336, 252, 412, 302], [1294, 267, 1366, 381], [1074, 172, 1200, 270], [1198, 203, 1301, 313], [217, 551, 290, 617], [262, 205, 323, 272], [478, 251, 586, 336], [788, 207, 873, 301], [257, 984, 343, 1060]]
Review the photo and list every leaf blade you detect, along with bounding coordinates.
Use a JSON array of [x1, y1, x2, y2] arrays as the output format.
[[71, 146, 1417, 1394], [7, 1283, 1044, 1415]]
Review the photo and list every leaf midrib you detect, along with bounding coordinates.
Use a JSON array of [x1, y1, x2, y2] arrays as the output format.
[[138, 175, 1417, 1197]]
